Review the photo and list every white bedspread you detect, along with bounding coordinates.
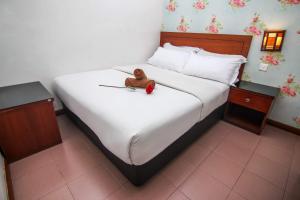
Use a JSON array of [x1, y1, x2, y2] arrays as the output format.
[[54, 64, 229, 165]]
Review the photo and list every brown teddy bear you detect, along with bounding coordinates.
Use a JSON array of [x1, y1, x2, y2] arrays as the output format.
[[125, 69, 155, 89]]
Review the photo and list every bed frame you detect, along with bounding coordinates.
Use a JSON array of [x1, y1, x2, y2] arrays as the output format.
[[64, 32, 252, 186]]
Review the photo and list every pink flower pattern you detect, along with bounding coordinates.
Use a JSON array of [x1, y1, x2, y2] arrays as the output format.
[[244, 13, 265, 36], [278, 0, 300, 7], [193, 0, 209, 11], [260, 52, 285, 66], [205, 15, 223, 33], [166, 0, 178, 13], [229, 0, 250, 8], [280, 74, 300, 97], [177, 17, 190, 32]]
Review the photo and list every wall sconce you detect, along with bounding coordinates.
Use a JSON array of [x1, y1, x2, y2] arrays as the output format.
[[261, 30, 286, 51]]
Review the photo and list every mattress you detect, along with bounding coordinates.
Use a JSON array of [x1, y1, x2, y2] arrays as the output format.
[[53, 64, 229, 165]]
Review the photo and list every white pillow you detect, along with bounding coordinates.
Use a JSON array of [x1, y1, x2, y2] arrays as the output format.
[[198, 49, 247, 84], [198, 49, 247, 63], [164, 43, 201, 53], [147, 47, 190, 72], [183, 53, 243, 85]]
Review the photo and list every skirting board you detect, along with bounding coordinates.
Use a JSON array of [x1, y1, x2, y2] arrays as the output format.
[[267, 119, 300, 136]]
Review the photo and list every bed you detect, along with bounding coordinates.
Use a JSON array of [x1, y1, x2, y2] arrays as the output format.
[[54, 32, 252, 186]]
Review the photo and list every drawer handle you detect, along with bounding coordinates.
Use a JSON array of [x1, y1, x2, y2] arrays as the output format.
[[245, 98, 251, 103]]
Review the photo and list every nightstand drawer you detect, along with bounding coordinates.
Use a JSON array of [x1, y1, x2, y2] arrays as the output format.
[[228, 88, 273, 113]]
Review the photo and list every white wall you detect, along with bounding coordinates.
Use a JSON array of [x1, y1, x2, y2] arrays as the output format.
[[0, 0, 163, 109]]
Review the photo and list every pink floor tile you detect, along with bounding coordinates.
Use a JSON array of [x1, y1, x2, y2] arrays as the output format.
[[39, 186, 74, 200], [285, 172, 300, 200], [12, 162, 65, 200], [105, 174, 176, 200], [294, 140, 300, 154], [180, 169, 230, 200], [49, 138, 102, 181], [215, 139, 253, 166], [161, 153, 196, 187], [291, 150, 300, 175], [198, 152, 244, 188], [68, 165, 121, 200], [57, 115, 83, 141], [194, 121, 229, 151], [247, 153, 289, 189], [234, 170, 284, 200], [179, 142, 212, 167], [227, 192, 247, 200], [261, 126, 297, 153], [74, 135, 128, 184], [9, 148, 54, 181], [256, 140, 293, 167], [9, 116, 300, 200], [79, 135, 104, 154], [167, 191, 189, 200], [225, 128, 260, 150], [215, 120, 239, 133], [77, 136, 120, 174], [99, 155, 129, 185], [50, 136, 91, 159]]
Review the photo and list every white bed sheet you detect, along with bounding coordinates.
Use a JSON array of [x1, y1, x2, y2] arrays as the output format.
[[54, 64, 229, 165]]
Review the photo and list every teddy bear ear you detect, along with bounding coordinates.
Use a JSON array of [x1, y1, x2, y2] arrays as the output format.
[[134, 69, 147, 80], [134, 68, 142, 74]]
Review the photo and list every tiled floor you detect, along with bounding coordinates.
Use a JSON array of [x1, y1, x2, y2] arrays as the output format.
[[10, 115, 300, 200]]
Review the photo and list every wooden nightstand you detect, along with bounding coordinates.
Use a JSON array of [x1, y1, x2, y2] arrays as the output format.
[[0, 82, 62, 163], [224, 81, 280, 134]]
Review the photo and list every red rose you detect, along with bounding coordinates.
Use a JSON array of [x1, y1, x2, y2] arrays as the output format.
[[146, 84, 154, 94]]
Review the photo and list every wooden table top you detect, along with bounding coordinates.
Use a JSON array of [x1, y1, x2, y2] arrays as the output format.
[[0, 82, 53, 110], [236, 81, 280, 97]]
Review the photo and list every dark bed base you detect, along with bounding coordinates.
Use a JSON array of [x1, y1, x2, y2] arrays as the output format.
[[64, 104, 225, 186]]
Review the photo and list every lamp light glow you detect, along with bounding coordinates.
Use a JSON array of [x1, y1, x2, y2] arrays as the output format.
[[261, 30, 286, 52]]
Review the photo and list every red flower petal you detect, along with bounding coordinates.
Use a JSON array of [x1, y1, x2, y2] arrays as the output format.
[[146, 84, 154, 94]]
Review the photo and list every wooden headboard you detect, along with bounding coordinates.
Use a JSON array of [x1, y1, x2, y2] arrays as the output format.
[[160, 32, 253, 79]]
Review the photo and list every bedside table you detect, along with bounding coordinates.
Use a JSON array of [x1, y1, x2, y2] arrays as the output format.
[[0, 82, 62, 163], [224, 81, 280, 134]]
